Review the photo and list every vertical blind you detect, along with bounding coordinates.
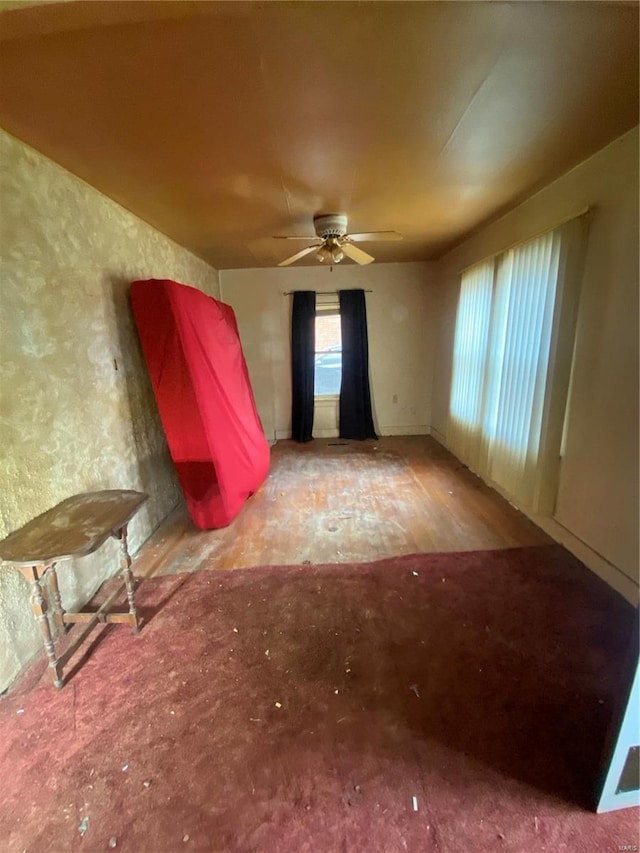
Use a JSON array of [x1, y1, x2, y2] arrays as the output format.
[[447, 215, 588, 514], [447, 259, 493, 470]]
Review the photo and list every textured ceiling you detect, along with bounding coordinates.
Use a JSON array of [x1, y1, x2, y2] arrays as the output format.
[[0, 1, 637, 269]]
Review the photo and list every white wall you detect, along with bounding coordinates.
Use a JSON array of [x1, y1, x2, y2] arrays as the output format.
[[219, 262, 437, 440], [431, 127, 639, 600]]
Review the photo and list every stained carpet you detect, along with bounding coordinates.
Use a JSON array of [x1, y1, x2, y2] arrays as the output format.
[[0, 545, 637, 852]]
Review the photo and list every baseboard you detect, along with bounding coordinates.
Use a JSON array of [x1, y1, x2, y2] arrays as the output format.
[[429, 433, 639, 606], [531, 516, 639, 605], [274, 426, 431, 440]]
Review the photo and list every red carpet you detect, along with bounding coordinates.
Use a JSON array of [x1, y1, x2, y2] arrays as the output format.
[[0, 545, 637, 852]]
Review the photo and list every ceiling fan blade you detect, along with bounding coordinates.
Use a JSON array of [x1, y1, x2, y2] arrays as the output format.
[[347, 231, 403, 242], [272, 235, 321, 241], [341, 242, 375, 265], [278, 245, 320, 267]]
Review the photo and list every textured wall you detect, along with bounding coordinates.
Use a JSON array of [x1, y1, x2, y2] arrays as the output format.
[[0, 130, 220, 691]]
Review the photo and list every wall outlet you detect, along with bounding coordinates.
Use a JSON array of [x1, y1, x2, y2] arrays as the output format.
[[392, 394, 398, 404]]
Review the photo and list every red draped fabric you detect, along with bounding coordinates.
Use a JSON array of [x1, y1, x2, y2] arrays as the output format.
[[130, 279, 269, 529]]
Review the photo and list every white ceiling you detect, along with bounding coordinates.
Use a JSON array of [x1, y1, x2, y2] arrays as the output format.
[[0, 1, 637, 268]]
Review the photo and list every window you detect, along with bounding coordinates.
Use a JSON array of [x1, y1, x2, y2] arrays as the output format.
[[447, 215, 588, 513], [447, 259, 494, 465], [314, 309, 342, 396]]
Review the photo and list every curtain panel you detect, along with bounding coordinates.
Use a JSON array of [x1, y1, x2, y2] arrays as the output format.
[[290, 290, 316, 442], [338, 289, 377, 440]]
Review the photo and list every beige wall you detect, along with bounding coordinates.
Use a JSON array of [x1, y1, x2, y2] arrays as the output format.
[[0, 130, 220, 691], [219, 262, 436, 441], [431, 127, 639, 599]]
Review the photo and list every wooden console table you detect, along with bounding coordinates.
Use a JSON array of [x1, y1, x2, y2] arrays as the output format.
[[0, 490, 148, 689]]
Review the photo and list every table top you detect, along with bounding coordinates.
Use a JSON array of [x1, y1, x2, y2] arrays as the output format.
[[0, 490, 149, 567]]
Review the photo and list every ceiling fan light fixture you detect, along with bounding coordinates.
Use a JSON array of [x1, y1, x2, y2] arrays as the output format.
[[325, 236, 344, 263], [276, 213, 399, 267]]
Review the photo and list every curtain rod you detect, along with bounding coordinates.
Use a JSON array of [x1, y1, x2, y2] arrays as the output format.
[[282, 289, 373, 296], [458, 206, 592, 276]]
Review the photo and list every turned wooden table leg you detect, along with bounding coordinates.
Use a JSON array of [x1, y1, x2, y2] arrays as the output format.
[[22, 566, 63, 689], [46, 563, 66, 634], [118, 525, 140, 634]]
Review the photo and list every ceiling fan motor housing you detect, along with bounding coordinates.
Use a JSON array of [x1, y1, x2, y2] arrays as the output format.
[[313, 213, 348, 239]]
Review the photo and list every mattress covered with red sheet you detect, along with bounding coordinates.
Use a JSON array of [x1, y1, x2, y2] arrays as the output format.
[[130, 279, 270, 529]]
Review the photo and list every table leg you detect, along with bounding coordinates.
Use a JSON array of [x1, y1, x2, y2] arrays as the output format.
[[22, 566, 63, 689], [46, 563, 66, 635], [118, 525, 140, 634]]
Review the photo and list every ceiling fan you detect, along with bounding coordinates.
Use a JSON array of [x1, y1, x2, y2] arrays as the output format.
[[274, 213, 402, 267]]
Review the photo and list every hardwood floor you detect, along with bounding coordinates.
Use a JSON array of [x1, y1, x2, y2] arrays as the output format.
[[134, 436, 551, 578]]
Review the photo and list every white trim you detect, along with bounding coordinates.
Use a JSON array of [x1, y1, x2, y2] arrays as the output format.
[[429, 426, 447, 444], [274, 426, 431, 440], [313, 428, 340, 438], [597, 661, 640, 813], [531, 516, 639, 605], [432, 434, 639, 605]]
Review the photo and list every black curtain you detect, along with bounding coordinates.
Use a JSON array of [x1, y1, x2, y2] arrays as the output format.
[[339, 289, 377, 440], [291, 290, 316, 442]]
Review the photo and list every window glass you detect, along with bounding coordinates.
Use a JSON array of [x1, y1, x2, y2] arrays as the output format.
[[314, 311, 342, 395]]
